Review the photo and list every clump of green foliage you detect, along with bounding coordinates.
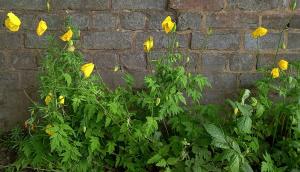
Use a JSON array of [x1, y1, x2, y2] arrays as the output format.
[[3, 1, 300, 170]]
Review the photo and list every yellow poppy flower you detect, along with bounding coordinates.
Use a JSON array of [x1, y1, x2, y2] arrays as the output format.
[[58, 96, 65, 105], [45, 124, 54, 136], [271, 68, 280, 79], [60, 28, 73, 42], [36, 20, 47, 36], [144, 36, 154, 52], [162, 16, 175, 34], [45, 93, 53, 105], [252, 27, 268, 39], [5, 12, 21, 32], [81, 63, 95, 78], [278, 59, 288, 71]]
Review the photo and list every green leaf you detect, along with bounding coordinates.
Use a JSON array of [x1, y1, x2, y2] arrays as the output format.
[[89, 136, 100, 153], [105, 116, 111, 128], [237, 116, 252, 133], [147, 154, 162, 164], [229, 154, 240, 172], [156, 159, 167, 167], [63, 73, 72, 86], [204, 124, 226, 143], [241, 89, 251, 105], [167, 157, 178, 165], [106, 141, 116, 154]]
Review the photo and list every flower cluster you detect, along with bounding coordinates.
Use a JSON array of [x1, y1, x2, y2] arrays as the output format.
[[271, 60, 289, 78]]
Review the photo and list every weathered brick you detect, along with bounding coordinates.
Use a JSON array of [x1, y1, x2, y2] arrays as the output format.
[[71, 13, 91, 30], [203, 72, 238, 89], [84, 51, 119, 70], [50, 0, 82, 10], [201, 89, 236, 104], [257, 54, 276, 68], [245, 32, 282, 50], [84, 0, 110, 10], [120, 51, 146, 70], [8, 50, 39, 69], [240, 73, 263, 88], [147, 11, 175, 30], [135, 31, 189, 50], [82, 32, 132, 50], [170, 0, 225, 11], [91, 12, 118, 31], [207, 12, 258, 29], [125, 69, 149, 88], [25, 32, 53, 49], [201, 53, 228, 72], [112, 0, 167, 10], [192, 32, 240, 50], [22, 13, 65, 31], [0, 32, 23, 49], [0, 51, 6, 68], [288, 33, 300, 49], [229, 53, 256, 71], [0, 72, 19, 90], [227, 0, 284, 11], [290, 15, 300, 29], [262, 14, 291, 29], [120, 12, 147, 30], [19, 70, 38, 89], [0, 0, 46, 10], [177, 12, 202, 31]]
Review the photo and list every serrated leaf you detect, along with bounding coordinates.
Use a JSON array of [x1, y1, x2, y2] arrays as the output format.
[[63, 73, 72, 86], [229, 154, 240, 172], [167, 157, 178, 165], [89, 136, 100, 153], [204, 124, 226, 144], [105, 117, 111, 128], [106, 141, 116, 154], [147, 154, 162, 164], [156, 159, 167, 167], [237, 116, 252, 133]]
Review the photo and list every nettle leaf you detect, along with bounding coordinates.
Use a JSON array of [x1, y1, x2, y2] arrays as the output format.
[[237, 116, 252, 134], [167, 157, 178, 165], [204, 124, 226, 143], [237, 103, 253, 116], [241, 89, 251, 105], [229, 154, 240, 172], [156, 159, 167, 167], [63, 73, 72, 86]]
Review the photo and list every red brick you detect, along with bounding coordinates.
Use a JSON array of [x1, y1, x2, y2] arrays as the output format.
[[169, 0, 225, 11]]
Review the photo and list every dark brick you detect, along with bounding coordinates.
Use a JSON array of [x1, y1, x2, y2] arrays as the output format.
[[201, 89, 237, 104], [262, 14, 291, 30], [288, 33, 300, 49], [201, 53, 228, 72], [192, 32, 240, 50], [203, 72, 238, 89], [240, 73, 263, 88], [0, 72, 19, 89], [120, 12, 146, 30], [147, 11, 175, 30], [229, 53, 256, 71], [19, 70, 38, 89], [25, 32, 52, 49], [71, 13, 91, 30], [0, 32, 23, 49], [84, 0, 110, 10], [290, 15, 300, 29], [82, 32, 132, 50], [135, 31, 189, 50], [0, 0, 46, 10], [257, 54, 276, 68], [170, 0, 225, 11], [0, 51, 6, 68], [120, 51, 146, 70], [125, 69, 149, 88], [50, 0, 82, 10], [245, 32, 282, 50], [177, 12, 202, 31], [91, 12, 118, 31], [227, 0, 284, 11], [112, 0, 167, 10], [207, 12, 258, 29], [85, 51, 119, 70], [9, 50, 39, 69], [22, 13, 65, 31]]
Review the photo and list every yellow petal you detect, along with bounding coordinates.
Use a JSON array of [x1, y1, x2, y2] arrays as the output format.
[[252, 27, 268, 39], [60, 28, 73, 42], [58, 96, 65, 105], [36, 20, 48, 36], [45, 93, 53, 105], [162, 16, 175, 34], [143, 36, 154, 52], [271, 68, 280, 79], [81, 63, 95, 78], [278, 59, 288, 71], [5, 12, 21, 32]]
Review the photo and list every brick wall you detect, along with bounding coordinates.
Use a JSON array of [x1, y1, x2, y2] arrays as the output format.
[[0, 0, 300, 129]]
